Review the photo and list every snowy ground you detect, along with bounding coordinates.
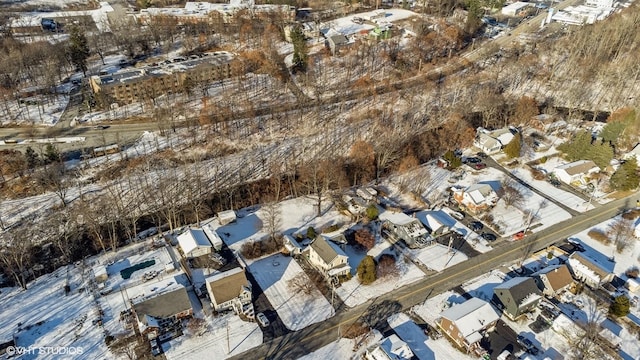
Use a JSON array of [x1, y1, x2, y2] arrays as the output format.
[[336, 240, 425, 308], [461, 270, 510, 303], [0, 265, 110, 359], [320, 9, 418, 37], [162, 313, 262, 359], [10, 2, 114, 32], [297, 330, 383, 360], [407, 244, 469, 272], [248, 254, 335, 331], [0, 93, 68, 126]]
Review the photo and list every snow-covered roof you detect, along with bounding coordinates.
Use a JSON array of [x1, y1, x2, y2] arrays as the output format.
[[378, 334, 414, 359], [491, 128, 515, 146], [440, 298, 500, 344], [380, 212, 428, 239], [203, 223, 224, 248], [465, 183, 497, 205], [177, 228, 212, 256], [568, 251, 614, 280], [283, 234, 303, 252]]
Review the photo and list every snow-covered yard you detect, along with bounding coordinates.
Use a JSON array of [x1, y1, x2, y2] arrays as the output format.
[[162, 313, 262, 359], [407, 244, 469, 272], [336, 240, 424, 308], [0, 265, 111, 359], [248, 254, 334, 331], [297, 330, 383, 360]]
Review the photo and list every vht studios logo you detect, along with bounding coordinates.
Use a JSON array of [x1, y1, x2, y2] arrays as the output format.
[[6, 346, 84, 356]]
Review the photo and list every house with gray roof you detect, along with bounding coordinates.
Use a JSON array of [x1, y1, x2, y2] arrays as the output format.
[[131, 281, 193, 340], [567, 251, 614, 289], [553, 160, 599, 186], [303, 236, 350, 279], [493, 277, 542, 320], [437, 297, 501, 354]]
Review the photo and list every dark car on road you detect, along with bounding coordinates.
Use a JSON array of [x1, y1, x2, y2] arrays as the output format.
[[476, 152, 488, 158], [481, 232, 497, 241], [470, 221, 484, 231], [549, 178, 561, 187], [467, 157, 481, 164]]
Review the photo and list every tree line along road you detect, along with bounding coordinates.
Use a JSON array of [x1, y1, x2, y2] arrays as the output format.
[[228, 191, 639, 360]]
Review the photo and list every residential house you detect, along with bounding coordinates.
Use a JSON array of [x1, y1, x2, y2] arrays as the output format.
[[567, 251, 615, 289], [203, 223, 224, 251], [419, 211, 455, 236], [303, 236, 351, 278], [493, 277, 542, 320], [474, 132, 502, 154], [533, 264, 574, 297], [131, 279, 193, 340], [177, 228, 213, 258], [453, 183, 499, 214], [380, 212, 431, 248], [474, 128, 516, 154], [326, 34, 349, 55], [553, 160, 599, 186], [365, 334, 414, 360], [501, 1, 532, 16], [437, 297, 501, 354], [205, 267, 253, 314], [283, 234, 304, 256]]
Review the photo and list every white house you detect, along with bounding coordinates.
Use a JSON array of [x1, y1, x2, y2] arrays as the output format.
[[567, 252, 615, 289], [437, 297, 501, 353], [203, 223, 223, 251], [453, 183, 499, 213], [303, 236, 350, 278], [283, 234, 304, 256], [474, 132, 502, 154], [205, 267, 253, 314], [365, 334, 414, 360], [419, 211, 456, 236], [177, 228, 213, 258], [379, 211, 431, 248], [553, 160, 599, 186]]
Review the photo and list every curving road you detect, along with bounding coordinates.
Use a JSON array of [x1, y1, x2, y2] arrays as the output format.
[[228, 190, 637, 360]]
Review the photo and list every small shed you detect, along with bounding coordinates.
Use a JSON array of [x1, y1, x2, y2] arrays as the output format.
[[94, 265, 108, 283], [627, 278, 640, 292], [326, 34, 349, 55], [218, 210, 237, 226], [203, 223, 224, 251]]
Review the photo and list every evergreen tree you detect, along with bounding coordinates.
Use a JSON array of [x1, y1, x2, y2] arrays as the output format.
[[558, 130, 592, 161], [443, 150, 462, 169], [357, 255, 377, 285], [610, 158, 640, 191], [503, 134, 521, 159], [306, 226, 316, 239], [67, 25, 90, 76], [600, 121, 627, 145], [44, 144, 60, 164], [25, 146, 39, 170], [585, 141, 614, 169], [609, 295, 630, 317]]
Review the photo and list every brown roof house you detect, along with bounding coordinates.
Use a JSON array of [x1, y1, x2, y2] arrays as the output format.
[[567, 251, 615, 289], [532, 264, 574, 297], [303, 235, 350, 279], [553, 160, 599, 186], [493, 277, 542, 320], [131, 278, 194, 341], [206, 267, 253, 315], [453, 183, 499, 214], [437, 297, 501, 355]]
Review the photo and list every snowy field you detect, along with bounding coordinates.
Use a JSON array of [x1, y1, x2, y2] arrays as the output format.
[[163, 313, 262, 359], [0, 265, 110, 359], [0, 94, 68, 126], [461, 270, 510, 303], [248, 254, 335, 331], [10, 2, 114, 32], [407, 244, 469, 272]]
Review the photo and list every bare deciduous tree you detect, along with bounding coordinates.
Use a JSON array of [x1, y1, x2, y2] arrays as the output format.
[[608, 217, 634, 253]]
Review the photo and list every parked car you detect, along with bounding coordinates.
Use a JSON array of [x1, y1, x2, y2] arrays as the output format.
[[450, 211, 465, 221], [467, 157, 481, 164], [476, 152, 488, 158], [481, 232, 497, 241], [567, 238, 585, 252], [470, 221, 484, 231], [472, 163, 487, 170], [517, 335, 539, 355], [512, 231, 525, 241], [549, 178, 561, 187], [256, 312, 270, 327]]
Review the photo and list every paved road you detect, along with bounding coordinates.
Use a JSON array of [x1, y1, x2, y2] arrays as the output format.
[[228, 190, 638, 360]]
